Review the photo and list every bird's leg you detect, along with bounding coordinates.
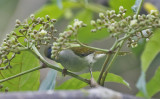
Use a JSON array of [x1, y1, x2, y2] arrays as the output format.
[[89, 64, 99, 87], [62, 68, 68, 76], [89, 53, 99, 87]]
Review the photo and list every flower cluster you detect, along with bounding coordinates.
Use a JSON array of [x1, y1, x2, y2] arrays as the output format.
[[91, 6, 160, 48], [0, 14, 57, 70], [51, 19, 86, 59]]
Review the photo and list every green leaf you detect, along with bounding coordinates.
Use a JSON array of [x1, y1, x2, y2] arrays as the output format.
[[55, 72, 129, 90], [141, 29, 160, 72], [136, 72, 148, 97], [39, 69, 57, 91], [71, 10, 109, 43], [0, 51, 40, 91], [136, 29, 160, 97], [137, 66, 160, 97], [35, 2, 81, 19], [109, 0, 135, 16]]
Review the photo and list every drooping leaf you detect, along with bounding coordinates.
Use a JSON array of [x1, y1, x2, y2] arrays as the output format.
[[71, 10, 109, 43], [109, 0, 136, 16], [137, 66, 160, 97], [39, 69, 57, 91], [0, 51, 40, 91], [56, 72, 129, 90]]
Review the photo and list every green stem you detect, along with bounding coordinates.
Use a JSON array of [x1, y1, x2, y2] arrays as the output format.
[[0, 66, 42, 83], [77, 40, 110, 53], [31, 45, 90, 84], [97, 40, 119, 84], [97, 53, 112, 84], [100, 40, 125, 86]]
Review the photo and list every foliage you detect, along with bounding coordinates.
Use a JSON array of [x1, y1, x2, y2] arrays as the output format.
[[0, 0, 160, 99]]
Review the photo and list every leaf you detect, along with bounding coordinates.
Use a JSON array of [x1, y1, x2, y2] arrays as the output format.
[[55, 72, 129, 90], [71, 10, 109, 43], [141, 29, 160, 72], [136, 71, 148, 97], [136, 29, 160, 97], [137, 66, 160, 97], [35, 2, 81, 19], [109, 0, 136, 16], [0, 51, 40, 91], [39, 69, 57, 91]]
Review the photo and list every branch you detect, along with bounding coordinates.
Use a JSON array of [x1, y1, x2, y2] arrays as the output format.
[[0, 66, 42, 83], [100, 40, 125, 86], [0, 87, 143, 99], [31, 45, 90, 84]]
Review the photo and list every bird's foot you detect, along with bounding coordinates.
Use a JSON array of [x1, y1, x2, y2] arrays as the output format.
[[89, 77, 99, 88], [62, 68, 68, 76]]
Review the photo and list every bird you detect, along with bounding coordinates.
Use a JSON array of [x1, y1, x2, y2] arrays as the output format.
[[45, 46, 106, 73]]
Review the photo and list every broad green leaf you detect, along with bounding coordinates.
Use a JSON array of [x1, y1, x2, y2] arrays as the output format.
[[71, 10, 109, 43], [39, 69, 57, 91], [109, 0, 135, 16], [0, 51, 40, 91], [56, 72, 129, 90], [137, 66, 160, 97], [141, 29, 160, 72], [136, 29, 160, 97]]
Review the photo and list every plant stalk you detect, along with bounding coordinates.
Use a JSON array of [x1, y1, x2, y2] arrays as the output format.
[[0, 66, 42, 83]]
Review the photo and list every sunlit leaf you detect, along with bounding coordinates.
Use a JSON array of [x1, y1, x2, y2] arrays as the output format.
[[109, 0, 135, 16], [0, 51, 40, 91], [56, 72, 129, 90]]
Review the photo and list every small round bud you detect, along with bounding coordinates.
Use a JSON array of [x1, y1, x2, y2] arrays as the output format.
[[97, 19, 102, 24], [90, 20, 96, 26], [99, 13, 105, 19], [130, 19, 137, 27], [16, 19, 21, 24], [119, 6, 124, 11], [39, 30, 47, 36], [150, 10, 158, 16], [30, 33, 35, 38], [45, 15, 50, 20], [30, 14, 35, 19], [74, 19, 83, 28], [50, 19, 56, 23]]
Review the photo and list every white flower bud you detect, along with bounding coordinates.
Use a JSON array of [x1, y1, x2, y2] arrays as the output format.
[[130, 19, 137, 27], [39, 30, 47, 36], [90, 20, 96, 26], [99, 13, 105, 19]]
